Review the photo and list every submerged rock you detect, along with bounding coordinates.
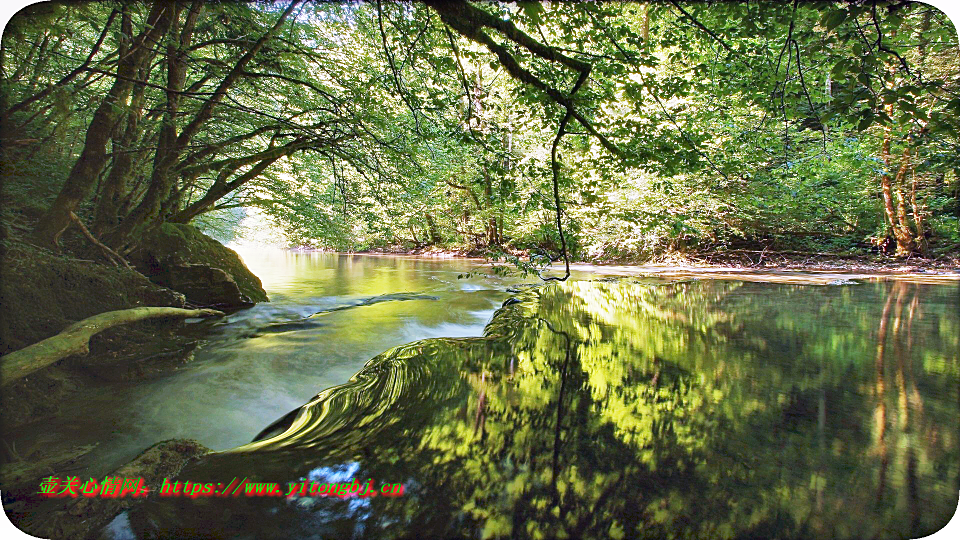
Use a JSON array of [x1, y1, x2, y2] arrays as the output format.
[[9, 439, 210, 540], [129, 223, 268, 308], [249, 293, 438, 337]]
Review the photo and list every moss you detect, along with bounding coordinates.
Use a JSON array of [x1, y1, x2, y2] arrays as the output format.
[[131, 223, 268, 304], [0, 239, 185, 355]]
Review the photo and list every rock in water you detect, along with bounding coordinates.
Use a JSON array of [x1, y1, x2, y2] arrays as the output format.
[[161, 264, 250, 308], [129, 223, 268, 308], [13, 439, 211, 540]]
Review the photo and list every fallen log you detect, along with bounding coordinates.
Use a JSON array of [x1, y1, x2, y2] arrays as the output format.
[[1, 307, 224, 385]]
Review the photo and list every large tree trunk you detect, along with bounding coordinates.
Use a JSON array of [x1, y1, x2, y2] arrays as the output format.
[[114, 0, 301, 247], [109, 1, 200, 249], [92, 46, 150, 236], [30, 3, 174, 249]]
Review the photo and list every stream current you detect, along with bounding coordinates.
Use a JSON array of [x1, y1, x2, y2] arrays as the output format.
[[14, 250, 960, 539]]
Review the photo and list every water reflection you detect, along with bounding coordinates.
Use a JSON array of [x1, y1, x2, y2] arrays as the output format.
[[3, 253, 520, 478], [120, 280, 959, 539]]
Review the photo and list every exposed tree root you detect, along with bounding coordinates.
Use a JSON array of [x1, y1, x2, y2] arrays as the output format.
[[1, 307, 224, 385], [69, 211, 132, 269]]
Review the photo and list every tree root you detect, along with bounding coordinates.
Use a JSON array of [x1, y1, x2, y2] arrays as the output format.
[[68, 211, 132, 269], [1, 307, 224, 385]]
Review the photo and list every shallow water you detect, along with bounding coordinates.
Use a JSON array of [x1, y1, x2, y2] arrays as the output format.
[[107, 273, 959, 539], [7, 251, 547, 476]]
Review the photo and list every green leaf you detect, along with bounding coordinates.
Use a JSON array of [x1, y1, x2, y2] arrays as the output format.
[[821, 9, 847, 32], [519, 2, 545, 26], [830, 60, 850, 78]]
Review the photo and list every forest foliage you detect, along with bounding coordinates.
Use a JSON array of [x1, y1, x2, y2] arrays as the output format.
[[2, 0, 959, 262]]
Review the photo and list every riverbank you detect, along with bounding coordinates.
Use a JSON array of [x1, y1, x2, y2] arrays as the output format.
[[289, 245, 960, 284], [562, 250, 960, 285]]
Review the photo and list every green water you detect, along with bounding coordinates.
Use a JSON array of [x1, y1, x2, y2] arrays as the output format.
[[7, 252, 529, 476], [110, 275, 959, 539]]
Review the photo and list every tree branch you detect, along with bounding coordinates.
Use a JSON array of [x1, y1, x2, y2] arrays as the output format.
[[3, 9, 119, 120], [667, 0, 736, 54], [426, 0, 624, 159], [1, 307, 224, 385]]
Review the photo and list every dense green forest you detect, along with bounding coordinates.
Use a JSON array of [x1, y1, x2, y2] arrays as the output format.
[[2, 4, 959, 538], [2, 0, 959, 266]]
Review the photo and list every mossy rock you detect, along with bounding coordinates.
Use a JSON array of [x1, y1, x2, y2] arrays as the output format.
[[0, 240, 186, 355], [0, 239, 199, 428], [129, 223, 268, 308]]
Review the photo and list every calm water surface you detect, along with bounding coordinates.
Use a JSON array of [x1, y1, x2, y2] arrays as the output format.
[[96, 256, 958, 540]]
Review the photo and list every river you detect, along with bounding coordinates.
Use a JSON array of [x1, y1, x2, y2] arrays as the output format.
[[10, 251, 545, 475], [10, 250, 960, 539]]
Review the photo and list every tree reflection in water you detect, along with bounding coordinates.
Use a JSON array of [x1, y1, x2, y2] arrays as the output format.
[[124, 280, 959, 540]]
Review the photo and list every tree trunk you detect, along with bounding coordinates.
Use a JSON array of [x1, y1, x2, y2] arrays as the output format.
[[425, 213, 442, 244], [93, 54, 149, 236], [482, 169, 499, 247], [879, 115, 921, 256], [110, 1, 200, 248], [30, 3, 174, 249], [642, 4, 650, 41], [115, 0, 300, 246]]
